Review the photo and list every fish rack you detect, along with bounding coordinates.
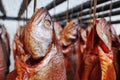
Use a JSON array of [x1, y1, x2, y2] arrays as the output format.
[[0, 0, 119, 25]]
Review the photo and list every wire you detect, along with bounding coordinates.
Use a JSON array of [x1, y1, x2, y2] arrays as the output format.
[[90, 0, 92, 23], [26, 0, 28, 24], [53, 0, 56, 21], [66, 0, 69, 23], [77, 0, 83, 25], [109, 0, 112, 24], [77, 8, 80, 20], [70, 7, 73, 21], [34, 0, 37, 12], [91, 0, 97, 49], [102, 0, 104, 18], [80, 1, 83, 25], [93, 0, 97, 25]]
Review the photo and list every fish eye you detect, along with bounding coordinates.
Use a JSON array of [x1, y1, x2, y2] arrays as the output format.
[[44, 19, 51, 28]]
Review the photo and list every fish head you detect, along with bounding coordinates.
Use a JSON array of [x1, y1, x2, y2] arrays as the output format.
[[25, 7, 53, 59], [96, 18, 112, 52], [60, 20, 78, 46]]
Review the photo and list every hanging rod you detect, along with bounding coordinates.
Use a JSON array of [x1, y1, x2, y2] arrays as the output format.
[[80, 10, 120, 21], [18, 0, 32, 18], [52, 0, 110, 19], [45, 0, 66, 10], [0, 16, 29, 21], [0, 0, 6, 16], [83, 20, 120, 25], [57, 0, 120, 21], [60, 19, 120, 27]]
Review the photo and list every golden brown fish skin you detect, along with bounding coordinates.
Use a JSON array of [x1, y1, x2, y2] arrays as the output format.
[[14, 44, 66, 80], [7, 7, 66, 80], [0, 25, 10, 57], [78, 18, 117, 80], [0, 40, 7, 80], [0, 25, 10, 80], [95, 18, 116, 80], [97, 46, 116, 80], [60, 20, 78, 46], [60, 20, 79, 80]]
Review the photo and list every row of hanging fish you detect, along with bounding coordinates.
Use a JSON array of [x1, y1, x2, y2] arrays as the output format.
[[60, 18, 120, 80], [4, 7, 120, 80]]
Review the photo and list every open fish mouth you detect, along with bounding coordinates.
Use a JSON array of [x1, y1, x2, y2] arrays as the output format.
[[25, 55, 44, 66]]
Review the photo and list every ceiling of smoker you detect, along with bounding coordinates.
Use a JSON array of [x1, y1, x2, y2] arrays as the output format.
[[0, 0, 120, 71], [0, 0, 120, 41], [0, 0, 120, 39], [0, 0, 88, 20], [0, 0, 120, 22]]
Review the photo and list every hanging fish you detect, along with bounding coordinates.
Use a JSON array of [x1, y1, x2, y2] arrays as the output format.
[[7, 7, 66, 80], [54, 22, 63, 41], [79, 18, 117, 80], [98, 46, 116, 80], [78, 24, 101, 80], [0, 25, 10, 80], [60, 20, 78, 46], [60, 20, 79, 80], [95, 18, 116, 80]]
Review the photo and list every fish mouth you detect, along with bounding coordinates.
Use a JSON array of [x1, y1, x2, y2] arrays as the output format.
[[25, 56, 44, 66], [25, 43, 53, 66]]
